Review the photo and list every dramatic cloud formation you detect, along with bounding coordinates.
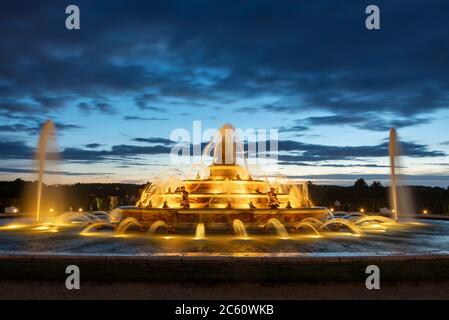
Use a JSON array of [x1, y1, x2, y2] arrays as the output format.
[[0, 1, 448, 184]]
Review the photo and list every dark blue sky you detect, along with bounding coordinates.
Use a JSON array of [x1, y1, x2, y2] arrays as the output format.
[[1, 0, 449, 185]]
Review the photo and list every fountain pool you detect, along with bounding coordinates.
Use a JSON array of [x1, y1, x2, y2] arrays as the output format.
[[0, 123, 448, 269]]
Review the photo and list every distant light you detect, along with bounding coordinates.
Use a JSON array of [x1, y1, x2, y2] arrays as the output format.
[[330, 208, 335, 212], [78, 208, 83, 212], [360, 208, 365, 213], [49, 208, 54, 213], [392, 209, 396, 213], [422, 209, 428, 215], [13, 208, 18, 213]]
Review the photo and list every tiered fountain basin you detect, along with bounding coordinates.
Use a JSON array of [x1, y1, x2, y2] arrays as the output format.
[[130, 124, 321, 231], [115, 206, 330, 231]]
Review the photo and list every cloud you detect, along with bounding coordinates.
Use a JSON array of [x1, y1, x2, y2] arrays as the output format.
[[0, 140, 33, 159], [278, 162, 390, 168], [0, 132, 443, 164], [0, 122, 82, 134], [123, 116, 168, 121], [279, 113, 432, 132], [274, 139, 444, 162], [78, 101, 116, 114], [133, 94, 166, 112], [60, 144, 172, 162], [132, 137, 175, 145], [84, 143, 102, 149], [287, 173, 449, 187], [0, 0, 448, 125], [0, 167, 112, 176]]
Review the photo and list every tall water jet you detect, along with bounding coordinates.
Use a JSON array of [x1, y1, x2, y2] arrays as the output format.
[[265, 218, 289, 238], [232, 219, 248, 238], [389, 128, 399, 221], [195, 223, 205, 239], [389, 128, 415, 221], [35, 120, 57, 222]]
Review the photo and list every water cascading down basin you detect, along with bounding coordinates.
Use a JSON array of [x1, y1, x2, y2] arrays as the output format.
[[113, 124, 331, 233]]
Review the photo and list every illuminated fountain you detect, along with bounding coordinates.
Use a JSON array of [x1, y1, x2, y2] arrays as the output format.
[[0, 122, 401, 241], [35, 120, 56, 222], [114, 124, 332, 236], [389, 128, 416, 221]]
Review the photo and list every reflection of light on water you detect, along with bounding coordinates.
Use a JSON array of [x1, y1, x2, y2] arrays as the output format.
[[33, 225, 51, 231], [0, 224, 26, 230], [325, 232, 362, 238], [408, 221, 427, 226], [307, 235, 322, 239], [114, 234, 132, 238]]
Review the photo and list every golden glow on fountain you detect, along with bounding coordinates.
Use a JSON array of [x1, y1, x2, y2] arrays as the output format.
[[137, 124, 312, 210]]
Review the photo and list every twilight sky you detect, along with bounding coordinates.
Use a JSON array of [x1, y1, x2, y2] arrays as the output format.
[[1, 0, 449, 186]]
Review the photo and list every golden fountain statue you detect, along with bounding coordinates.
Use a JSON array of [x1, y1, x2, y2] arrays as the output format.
[[117, 124, 329, 230]]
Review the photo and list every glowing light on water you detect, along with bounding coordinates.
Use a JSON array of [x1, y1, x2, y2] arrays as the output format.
[[0, 224, 26, 230], [355, 215, 396, 226], [33, 225, 58, 232]]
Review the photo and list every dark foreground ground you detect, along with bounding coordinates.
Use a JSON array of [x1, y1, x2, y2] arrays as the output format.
[[1, 280, 449, 299], [1, 218, 448, 299], [1, 253, 449, 299]]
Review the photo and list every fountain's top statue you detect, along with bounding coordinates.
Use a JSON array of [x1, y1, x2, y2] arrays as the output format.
[[136, 124, 312, 210], [208, 123, 249, 181]]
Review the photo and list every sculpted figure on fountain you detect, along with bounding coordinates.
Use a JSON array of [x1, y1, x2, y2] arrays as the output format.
[[176, 186, 190, 209], [267, 187, 280, 209]]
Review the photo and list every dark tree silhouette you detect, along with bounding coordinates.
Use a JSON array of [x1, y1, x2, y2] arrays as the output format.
[[354, 178, 368, 189]]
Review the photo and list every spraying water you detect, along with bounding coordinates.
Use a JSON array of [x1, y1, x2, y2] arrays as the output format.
[[35, 120, 56, 222], [389, 128, 415, 221], [322, 218, 363, 235], [232, 219, 248, 238], [116, 217, 140, 234], [148, 220, 170, 234], [294, 221, 321, 236], [389, 128, 399, 221], [266, 218, 289, 238], [195, 223, 205, 239]]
